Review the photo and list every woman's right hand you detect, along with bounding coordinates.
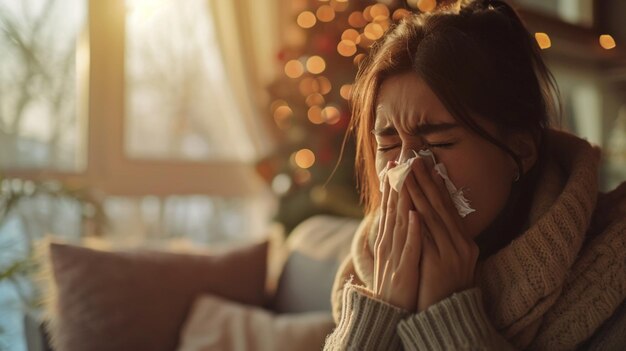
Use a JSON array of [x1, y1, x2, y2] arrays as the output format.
[[372, 161, 423, 312]]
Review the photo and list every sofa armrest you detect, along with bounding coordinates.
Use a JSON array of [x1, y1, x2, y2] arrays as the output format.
[[271, 215, 361, 314]]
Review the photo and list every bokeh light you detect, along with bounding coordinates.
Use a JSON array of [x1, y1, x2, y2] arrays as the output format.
[[348, 11, 367, 28], [341, 28, 360, 42], [417, 0, 436, 12], [535, 32, 551, 49], [370, 4, 390, 22], [322, 106, 341, 124], [307, 106, 325, 124], [392, 8, 412, 21], [340, 84, 353, 100], [600, 34, 616, 49], [272, 173, 292, 195], [306, 55, 326, 74], [294, 149, 316, 168], [353, 53, 366, 66], [299, 77, 320, 95], [317, 76, 332, 94], [337, 40, 357, 57], [293, 169, 312, 185], [316, 5, 335, 22], [305, 93, 325, 107], [284, 59, 304, 78], [297, 11, 316, 29], [364, 23, 384, 40]]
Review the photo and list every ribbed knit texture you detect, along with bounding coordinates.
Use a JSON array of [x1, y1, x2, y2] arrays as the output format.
[[397, 288, 496, 350], [328, 129, 626, 350], [324, 280, 409, 350]]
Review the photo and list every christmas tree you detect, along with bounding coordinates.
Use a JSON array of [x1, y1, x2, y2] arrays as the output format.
[[258, 0, 435, 232]]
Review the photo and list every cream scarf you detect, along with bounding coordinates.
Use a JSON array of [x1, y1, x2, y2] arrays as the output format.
[[331, 129, 626, 350]]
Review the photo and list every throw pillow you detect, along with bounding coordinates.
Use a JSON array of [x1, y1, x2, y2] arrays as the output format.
[[45, 240, 268, 351]]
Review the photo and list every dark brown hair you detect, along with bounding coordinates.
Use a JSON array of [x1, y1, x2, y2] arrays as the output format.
[[349, 0, 561, 218]]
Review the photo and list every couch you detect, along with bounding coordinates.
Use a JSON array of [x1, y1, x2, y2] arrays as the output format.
[[24, 214, 361, 351]]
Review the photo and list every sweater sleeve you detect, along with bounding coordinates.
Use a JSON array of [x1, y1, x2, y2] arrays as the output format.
[[324, 285, 517, 351], [397, 288, 517, 351], [324, 283, 411, 351]]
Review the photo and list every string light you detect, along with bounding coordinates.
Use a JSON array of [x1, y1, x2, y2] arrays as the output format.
[[306, 55, 326, 74], [295, 149, 316, 168], [284, 59, 304, 78], [599, 34, 616, 50], [297, 11, 316, 29], [535, 32, 551, 49]]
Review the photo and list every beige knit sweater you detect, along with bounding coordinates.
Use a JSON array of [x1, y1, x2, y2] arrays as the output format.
[[324, 129, 626, 350]]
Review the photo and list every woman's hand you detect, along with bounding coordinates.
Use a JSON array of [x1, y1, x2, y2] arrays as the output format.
[[404, 155, 479, 312], [372, 161, 423, 312]]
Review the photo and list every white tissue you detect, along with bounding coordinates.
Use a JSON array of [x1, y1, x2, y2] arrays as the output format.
[[378, 149, 476, 218]]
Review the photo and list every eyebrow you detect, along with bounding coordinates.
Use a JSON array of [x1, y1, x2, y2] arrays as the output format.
[[371, 122, 460, 137]]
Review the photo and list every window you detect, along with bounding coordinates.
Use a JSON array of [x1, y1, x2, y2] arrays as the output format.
[[0, 0, 88, 171], [0, 1, 277, 349]]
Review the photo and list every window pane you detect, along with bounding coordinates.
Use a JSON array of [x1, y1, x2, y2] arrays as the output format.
[[102, 193, 276, 245], [0, 0, 88, 171], [125, 0, 253, 161]]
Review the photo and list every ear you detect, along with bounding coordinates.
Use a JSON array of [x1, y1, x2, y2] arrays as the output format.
[[507, 131, 538, 176]]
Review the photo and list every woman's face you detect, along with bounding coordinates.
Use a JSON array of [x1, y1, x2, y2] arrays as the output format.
[[373, 72, 520, 240]]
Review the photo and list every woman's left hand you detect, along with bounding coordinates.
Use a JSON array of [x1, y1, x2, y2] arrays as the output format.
[[404, 155, 480, 312]]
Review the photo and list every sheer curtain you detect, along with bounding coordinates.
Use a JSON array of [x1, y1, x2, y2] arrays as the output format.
[[207, 0, 281, 162]]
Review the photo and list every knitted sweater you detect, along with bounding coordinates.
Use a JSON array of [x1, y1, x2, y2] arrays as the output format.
[[324, 129, 626, 350]]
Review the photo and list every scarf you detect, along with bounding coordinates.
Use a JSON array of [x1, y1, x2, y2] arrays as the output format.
[[331, 129, 626, 350]]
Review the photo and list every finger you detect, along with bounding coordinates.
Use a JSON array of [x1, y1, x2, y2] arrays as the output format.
[[374, 177, 389, 292], [412, 157, 467, 253], [380, 258, 393, 297], [374, 161, 393, 254], [375, 162, 396, 291], [391, 183, 412, 268], [405, 170, 452, 258], [399, 210, 422, 269]]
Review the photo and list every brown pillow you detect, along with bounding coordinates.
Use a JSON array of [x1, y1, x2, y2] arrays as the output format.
[[45, 240, 268, 351], [177, 293, 335, 351]]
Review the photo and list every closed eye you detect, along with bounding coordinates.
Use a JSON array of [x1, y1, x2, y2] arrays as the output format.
[[377, 143, 454, 152]]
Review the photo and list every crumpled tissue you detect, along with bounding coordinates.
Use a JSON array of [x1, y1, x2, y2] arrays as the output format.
[[378, 149, 476, 218]]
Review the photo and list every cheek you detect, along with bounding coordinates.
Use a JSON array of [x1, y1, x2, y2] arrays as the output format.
[[449, 154, 512, 238], [375, 153, 394, 175]]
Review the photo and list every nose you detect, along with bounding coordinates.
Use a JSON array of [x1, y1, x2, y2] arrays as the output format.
[[398, 145, 423, 163]]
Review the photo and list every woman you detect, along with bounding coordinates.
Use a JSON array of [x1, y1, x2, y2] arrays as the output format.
[[324, 0, 626, 350]]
